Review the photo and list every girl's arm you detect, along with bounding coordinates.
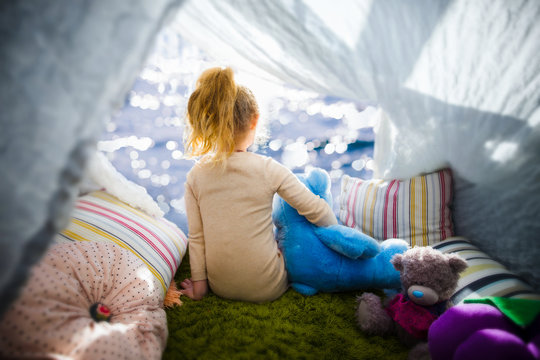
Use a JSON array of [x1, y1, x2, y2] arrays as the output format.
[[273, 166, 337, 227], [183, 180, 209, 300]]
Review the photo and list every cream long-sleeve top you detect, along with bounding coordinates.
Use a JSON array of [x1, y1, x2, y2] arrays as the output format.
[[184, 152, 337, 302]]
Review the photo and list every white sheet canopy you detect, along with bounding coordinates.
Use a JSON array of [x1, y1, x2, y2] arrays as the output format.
[[0, 0, 538, 315], [173, 0, 540, 289], [0, 0, 185, 315]]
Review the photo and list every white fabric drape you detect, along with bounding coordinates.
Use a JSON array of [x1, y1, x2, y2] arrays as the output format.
[[173, 0, 540, 288], [0, 0, 184, 316], [174, 0, 539, 184]]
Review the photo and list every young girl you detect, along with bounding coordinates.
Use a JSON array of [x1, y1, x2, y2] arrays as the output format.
[[179, 67, 337, 303]]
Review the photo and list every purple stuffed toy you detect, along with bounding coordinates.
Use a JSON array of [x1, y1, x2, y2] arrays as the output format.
[[429, 297, 540, 360]]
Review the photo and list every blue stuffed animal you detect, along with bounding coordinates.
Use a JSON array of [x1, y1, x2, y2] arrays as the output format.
[[272, 168, 408, 296]]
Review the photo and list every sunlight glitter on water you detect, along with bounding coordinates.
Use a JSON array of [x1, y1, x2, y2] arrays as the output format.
[[100, 27, 377, 231]]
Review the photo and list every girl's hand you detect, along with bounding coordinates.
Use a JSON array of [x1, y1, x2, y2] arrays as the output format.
[[179, 278, 195, 298], [179, 278, 208, 300]]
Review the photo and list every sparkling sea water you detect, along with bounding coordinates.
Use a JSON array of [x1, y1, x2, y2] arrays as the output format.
[[99, 29, 375, 233]]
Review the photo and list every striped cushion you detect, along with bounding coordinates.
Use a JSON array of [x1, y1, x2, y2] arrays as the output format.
[[433, 237, 540, 305], [54, 190, 187, 296], [339, 169, 453, 246]]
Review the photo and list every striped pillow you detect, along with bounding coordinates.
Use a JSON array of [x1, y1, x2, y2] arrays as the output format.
[[339, 169, 453, 246], [54, 190, 188, 296], [433, 237, 540, 305]]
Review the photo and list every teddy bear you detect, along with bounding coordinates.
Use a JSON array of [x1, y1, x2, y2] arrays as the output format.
[[272, 167, 409, 296], [356, 246, 468, 360]]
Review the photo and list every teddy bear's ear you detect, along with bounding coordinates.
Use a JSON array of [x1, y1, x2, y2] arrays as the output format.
[[391, 254, 404, 272], [448, 254, 468, 275]]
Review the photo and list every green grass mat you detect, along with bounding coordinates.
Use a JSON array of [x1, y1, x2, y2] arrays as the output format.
[[164, 253, 408, 360]]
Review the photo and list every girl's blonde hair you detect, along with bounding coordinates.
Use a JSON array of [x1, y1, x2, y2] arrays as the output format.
[[184, 67, 259, 164]]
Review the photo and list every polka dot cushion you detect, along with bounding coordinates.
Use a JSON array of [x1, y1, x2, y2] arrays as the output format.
[[0, 241, 168, 360]]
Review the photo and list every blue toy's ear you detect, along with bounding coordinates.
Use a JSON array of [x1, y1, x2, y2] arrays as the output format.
[[305, 168, 330, 196]]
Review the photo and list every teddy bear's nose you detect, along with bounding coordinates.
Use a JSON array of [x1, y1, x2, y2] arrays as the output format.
[[408, 285, 439, 306]]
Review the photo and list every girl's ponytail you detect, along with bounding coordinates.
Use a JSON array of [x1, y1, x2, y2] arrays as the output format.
[[185, 67, 238, 163], [184, 67, 259, 164]]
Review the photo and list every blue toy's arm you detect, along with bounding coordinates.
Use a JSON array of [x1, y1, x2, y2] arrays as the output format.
[[314, 225, 380, 259]]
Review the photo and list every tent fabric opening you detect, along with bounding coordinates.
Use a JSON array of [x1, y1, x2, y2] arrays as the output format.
[[0, 0, 538, 319]]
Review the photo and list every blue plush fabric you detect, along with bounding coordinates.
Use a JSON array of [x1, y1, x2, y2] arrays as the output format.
[[272, 168, 408, 296]]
